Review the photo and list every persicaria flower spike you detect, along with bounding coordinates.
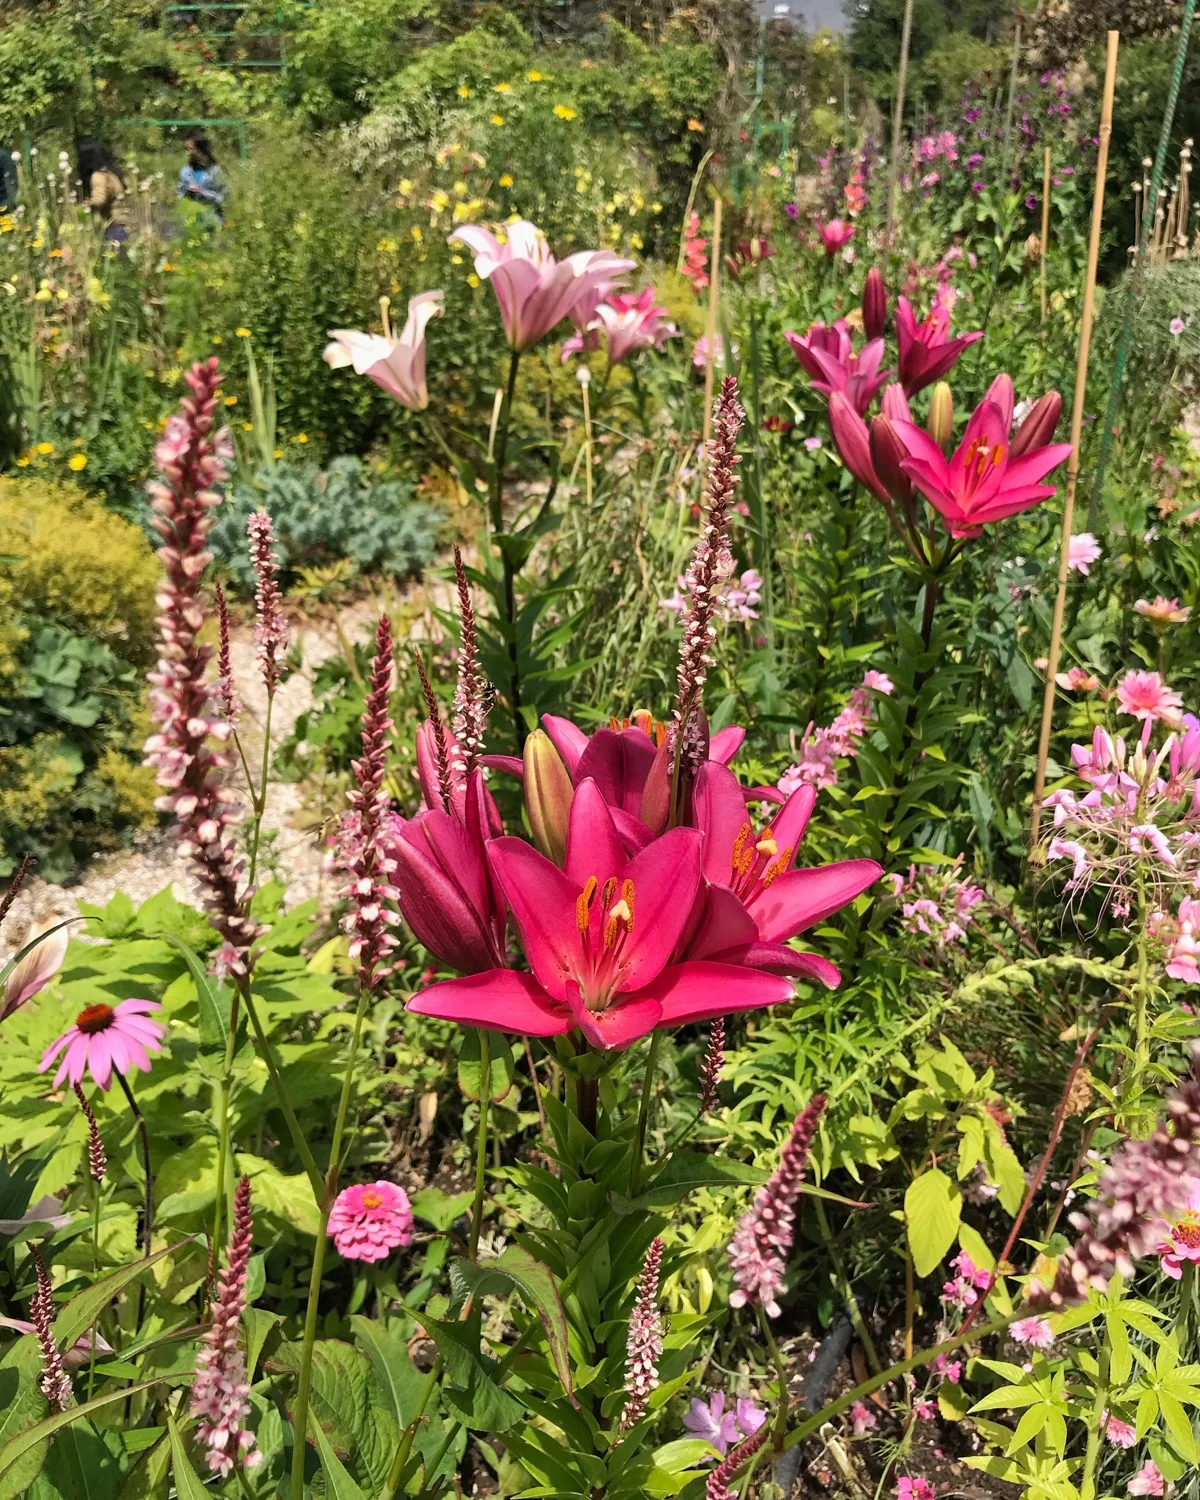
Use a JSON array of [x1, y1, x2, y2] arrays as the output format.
[[451, 546, 488, 783], [73, 1083, 106, 1182], [706, 1422, 770, 1500], [142, 359, 259, 979], [728, 1093, 826, 1317], [618, 1237, 665, 1433], [699, 1017, 725, 1113], [30, 1248, 72, 1413], [190, 1175, 261, 1477], [247, 511, 288, 695], [213, 580, 239, 725], [338, 616, 401, 990]]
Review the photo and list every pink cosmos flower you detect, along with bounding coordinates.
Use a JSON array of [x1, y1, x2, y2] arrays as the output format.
[[1010, 1316, 1054, 1348], [1128, 1461, 1166, 1496], [407, 781, 794, 1050], [450, 220, 633, 352], [896, 1479, 936, 1500], [1116, 670, 1184, 726], [324, 291, 444, 411], [1056, 667, 1101, 692], [814, 217, 855, 255], [684, 1391, 739, 1456], [894, 382, 1072, 537], [1, 926, 69, 1023], [1067, 532, 1101, 574], [1170, 317, 1186, 336], [1157, 1179, 1200, 1279], [327, 1181, 414, 1262], [1101, 1412, 1137, 1448], [894, 295, 983, 394], [784, 321, 891, 415], [38, 999, 166, 1091], [1135, 596, 1191, 625]]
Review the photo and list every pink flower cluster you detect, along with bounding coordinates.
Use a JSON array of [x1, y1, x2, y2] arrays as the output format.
[[1010, 1315, 1054, 1348], [897, 1479, 936, 1500], [941, 1249, 993, 1310], [190, 1176, 261, 1477], [617, 1237, 665, 1433], [728, 1094, 825, 1318], [247, 510, 288, 694], [141, 360, 259, 979], [916, 131, 959, 164], [682, 212, 709, 293], [886, 856, 985, 949], [661, 568, 762, 625], [778, 671, 894, 795]]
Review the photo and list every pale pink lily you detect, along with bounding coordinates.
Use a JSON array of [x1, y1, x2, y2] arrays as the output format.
[[450, 220, 634, 352], [324, 290, 444, 411], [407, 780, 793, 1050], [894, 391, 1072, 537], [894, 296, 983, 395], [677, 763, 881, 985], [1, 925, 69, 1023]]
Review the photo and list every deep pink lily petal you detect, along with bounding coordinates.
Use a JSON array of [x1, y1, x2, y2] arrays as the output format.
[[710, 725, 746, 765], [564, 778, 626, 890], [1000, 442, 1074, 489], [692, 763, 754, 886], [392, 829, 501, 976], [985, 373, 1015, 430], [567, 989, 663, 1050], [766, 783, 817, 859], [677, 881, 759, 962], [613, 828, 703, 991], [541, 714, 590, 775], [487, 838, 581, 1003], [728, 942, 842, 988], [575, 728, 658, 818], [967, 483, 1060, 528], [610, 808, 655, 856], [645, 962, 795, 1027], [748, 858, 882, 943], [479, 753, 525, 779], [407, 970, 573, 1037], [743, 784, 785, 805]]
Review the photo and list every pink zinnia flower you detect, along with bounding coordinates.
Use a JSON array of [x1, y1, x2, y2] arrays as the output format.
[[1101, 1411, 1137, 1448], [38, 999, 166, 1091], [1067, 532, 1101, 574], [1136, 596, 1191, 625], [1011, 1316, 1054, 1348], [1128, 1461, 1166, 1496], [327, 1181, 414, 1262], [1116, 670, 1184, 726], [324, 290, 444, 410]]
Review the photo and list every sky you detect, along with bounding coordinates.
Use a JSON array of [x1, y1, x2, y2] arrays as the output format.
[[756, 0, 847, 30]]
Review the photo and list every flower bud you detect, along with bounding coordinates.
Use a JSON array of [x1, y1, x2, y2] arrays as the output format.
[[1010, 391, 1063, 458], [926, 382, 953, 449], [523, 729, 574, 867], [869, 415, 912, 504], [880, 382, 912, 424], [862, 267, 887, 342]]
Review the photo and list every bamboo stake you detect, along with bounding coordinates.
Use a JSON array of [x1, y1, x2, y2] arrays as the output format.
[[1029, 31, 1120, 858], [885, 0, 915, 238], [701, 195, 723, 453], [1040, 146, 1051, 322]]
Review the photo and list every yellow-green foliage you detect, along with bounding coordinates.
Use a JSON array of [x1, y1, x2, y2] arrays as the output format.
[[0, 476, 160, 665]]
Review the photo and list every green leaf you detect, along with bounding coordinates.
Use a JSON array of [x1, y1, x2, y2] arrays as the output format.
[[39, 1419, 120, 1500], [457, 1030, 517, 1104], [350, 1317, 425, 1426], [0, 1380, 168, 1486], [400, 1307, 523, 1432], [490, 1247, 574, 1405], [0, 1369, 47, 1500], [162, 934, 231, 1054], [308, 1411, 368, 1500], [54, 1241, 182, 1352], [166, 1415, 207, 1500], [958, 1222, 995, 1272], [905, 1169, 962, 1277], [236, 1154, 319, 1236], [629, 1152, 766, 1210]]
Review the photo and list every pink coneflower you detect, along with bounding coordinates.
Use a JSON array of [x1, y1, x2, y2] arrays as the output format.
[[1116, 670, 1183, 725], [327, 1181, 414, 1262], [1101, 1411, 1137, 1448], [1135, 596, 1191, 625], [1010, 1316, 1054, 1348], [38, 999, 166, 1091], [618, 1237, 665, 1433], [190, 1176, 261, 1477], [1128, 1460, 1166, 1496], [728, 1094, 825, 1317], [1067, 532, 1101, 575]]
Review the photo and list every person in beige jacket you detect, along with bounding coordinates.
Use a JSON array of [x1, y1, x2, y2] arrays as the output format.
[[77, 139, 129, 246]]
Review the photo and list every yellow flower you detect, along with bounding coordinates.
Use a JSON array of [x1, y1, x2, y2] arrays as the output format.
[[296, 433, 308, 444], [498, 173, 513, 187], [553, 104, 577, 121], [33, 281, 52, 302], [36, 442, 54, 455], [687, 118, 705, 132], [629, 233, 644, 250], [526, 69, 545, 81], [467, 273, 480, 288], [450, 253, 463, 264], [376, 236, 398, 252], [225, 395, 238, 406], [15, 456, 29, 467], [242, 421, 253, 430], [411, 225, 423, 243], [273, 448, 284, 459], [491, 114, 505, 126], [235, 326, 251, 337], [457, 85, 471, 98], [48, 248, 62, 259], [212, 335, 223, 345], [68, 453, 87, 472], [493, 82, 512, 93], [398, 177, 413, 196], [431, 190, 450, 211]]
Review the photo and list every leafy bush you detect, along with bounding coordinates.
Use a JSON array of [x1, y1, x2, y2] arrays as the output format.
[[0, 476, 158, 877], [210, 456, 442, 590]]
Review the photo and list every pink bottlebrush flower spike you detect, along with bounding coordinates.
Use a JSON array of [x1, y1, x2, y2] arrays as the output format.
[[73, 1083, 107, 1181], [327, 1181, 414, 1262], [30, 1248, 72, 1413], [729, 1094, 826, 1317], [699, 1018, 724, 1113], [706, 1423, 770, 1500], [451, 546, 488, 784], [617, 1237, 665, 1434], [39, 998, 166, 1091], [213, 579, 239, 725], [247, 511, 288, 695], [190, 1175, 261, 1477]]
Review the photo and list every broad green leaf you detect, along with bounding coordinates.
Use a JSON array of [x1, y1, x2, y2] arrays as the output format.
[[971, 1386, 1043, 1413], [401, 1308, 523, 1432], [1006, 1402, 1049, 1454], [1158, 1392, 1199, 1462], [350, 1317, 425, 1426], [457, 1030, 517, 1104], [235, 1154, 319, 1236], [630, 1152, 765, 1210], [308, 1411, 368, 1500], [166, 1415, 207, 1500], [54, 1241, 182, 1352], [649, 1439, 723, 1473], [409, 1188, 472, 1232], [491, 1246, 574, 1403], [162, 935, 231, 1054], [0, 1368, 47, 1500], [0, 1380, 168, 1485], [904, 1169, 962, 1277], [271, 1338, 398, 1491], [39, 1419, 120, 1500]]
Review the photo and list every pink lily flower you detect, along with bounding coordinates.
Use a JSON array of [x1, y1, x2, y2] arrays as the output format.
[[450, 220, 634, 352], [894, 391, 1072, 538], [407, 781, 794, 1050], [2, 925, 69, 1023], [894, 296, 983, 395], [827, 393, 890, 502], [815, 218, 855, 256], [784, 322, 891, 415], [324, 290, 444, 411], [593, 289, 680, 364], [678, 764, 881, 984]]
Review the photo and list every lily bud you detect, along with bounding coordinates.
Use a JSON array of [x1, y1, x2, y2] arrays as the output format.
[[862, 267, 887, 342], [523, 729, 574, 867], [869, 415, 912, 504], [1010, 391, 1063, 458], [926, 382, 953, 449], [828, 392, 889, 502], [880, 382, 913, 424]]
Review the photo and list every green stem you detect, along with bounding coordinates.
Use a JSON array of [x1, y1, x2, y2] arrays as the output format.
[[469, 1029, 492, 1260], [248, 690, 275, 886], [381, 1358, 442, 1500], [814, 1198, 882, 1374], [239, 980, 324, 1200], [758, 1305, 791, 1444], [490, 349, 525, 749], [116, 1072, 153, 1331], [209, 989, 242, 1281], [290, 989, 372, 1500], [629, 1032, 663, 1196], [1178, 1259, 1197, 1350], [1080, 1329, 1112, 1500]]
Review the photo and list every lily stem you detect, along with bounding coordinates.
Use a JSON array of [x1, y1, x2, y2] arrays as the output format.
[[630, 1031, 663, 1196]]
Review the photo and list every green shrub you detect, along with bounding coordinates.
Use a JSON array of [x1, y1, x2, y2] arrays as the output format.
[[0, 476, 159, 877]]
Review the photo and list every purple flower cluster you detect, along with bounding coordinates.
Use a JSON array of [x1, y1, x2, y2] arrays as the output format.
[[617, 1237, 665, 1433], [728, 1094, 825, 1318], [886, 856, 985, 949], [778, 670, 894, 795], [684, 1390, 766, 1457], [661, 567, 762, 626], [142, 359, 258, 979]]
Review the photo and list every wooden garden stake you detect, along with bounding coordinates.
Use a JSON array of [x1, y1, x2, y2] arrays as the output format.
[[886, 0, 916, 238], [701, 195, 723, 453], [1029, 31, 1119, 857], [1040, 146, 1051, 322]]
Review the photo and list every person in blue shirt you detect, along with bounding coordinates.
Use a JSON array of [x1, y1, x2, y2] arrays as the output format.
[[176, 133, 228, 223]]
